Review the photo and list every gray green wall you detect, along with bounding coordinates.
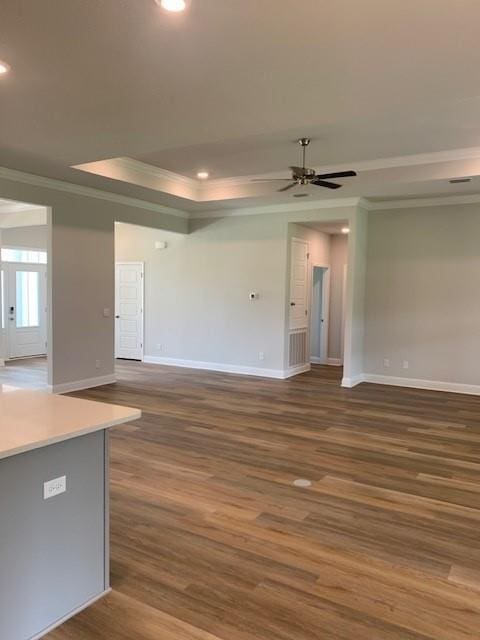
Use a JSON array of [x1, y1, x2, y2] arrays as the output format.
[[365, 203, 480, 385], [0, 173, 187, 387]]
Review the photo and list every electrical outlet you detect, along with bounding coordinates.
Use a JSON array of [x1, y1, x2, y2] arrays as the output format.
[[95, 359, 101, 369], [402, 360, 409, 369], [383, 358, 390, 368], [44, 476, 66, 500], [259, 351, 265, 361]]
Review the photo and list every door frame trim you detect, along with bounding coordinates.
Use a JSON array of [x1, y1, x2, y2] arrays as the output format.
[[309, 263, 330, 365]]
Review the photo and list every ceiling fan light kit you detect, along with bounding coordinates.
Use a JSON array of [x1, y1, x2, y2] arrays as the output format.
[[252, 137, 357, 192]]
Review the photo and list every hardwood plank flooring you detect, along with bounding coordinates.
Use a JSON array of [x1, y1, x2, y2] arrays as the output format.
[[46, 362, 480, 640]]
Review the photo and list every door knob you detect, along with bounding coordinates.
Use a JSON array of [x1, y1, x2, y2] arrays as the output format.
[[290, 302, 296, 306], [115, 315, 120, 319]]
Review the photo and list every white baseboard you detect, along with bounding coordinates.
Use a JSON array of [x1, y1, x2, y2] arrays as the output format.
[[363, 373, 480, 396], [143, 355, 310, 380], [311, 357, 342, 366], [283, 363, 311, 378], [31, 588, 111, 640], [51, 374, 117, 394], [341, 374, 366, 388], [327, 358, 342, 366]]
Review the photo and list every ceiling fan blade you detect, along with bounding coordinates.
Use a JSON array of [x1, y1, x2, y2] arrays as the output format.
[[278, 182, 297, 192], [314, 170, 357, 180], [311, 179, 342, 189]]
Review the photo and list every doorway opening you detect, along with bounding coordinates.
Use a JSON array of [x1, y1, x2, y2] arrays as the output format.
[[0, 199, 50, 389], [310, 266, 329, 364], [286, 220, 349, 383]]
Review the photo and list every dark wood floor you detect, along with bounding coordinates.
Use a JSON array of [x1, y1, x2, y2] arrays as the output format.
[[45, 362, 480, 640]]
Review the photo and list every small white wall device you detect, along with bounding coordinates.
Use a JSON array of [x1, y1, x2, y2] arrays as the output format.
[[249, 292, 259, 300], [43, 475, 67, 500], [155, 241, 168, 250]]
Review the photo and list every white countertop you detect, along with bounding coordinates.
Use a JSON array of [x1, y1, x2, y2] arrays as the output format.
[[0, 387, 141, 460]]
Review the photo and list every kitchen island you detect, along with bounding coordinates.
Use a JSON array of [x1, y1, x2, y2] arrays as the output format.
[[0, 386, 141, 640]]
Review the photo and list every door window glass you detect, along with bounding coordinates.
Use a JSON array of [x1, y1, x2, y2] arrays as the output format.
[[1, 271, 4, 330], [16, 271, 39, 328], [1, 248, 47, 264]]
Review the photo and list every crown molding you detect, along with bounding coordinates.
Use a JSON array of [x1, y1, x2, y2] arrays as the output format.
[[116, 157, 198, 190], [0, 166, 190, 219], [91, 146, 480, 201], [312, 146, 480, 175], [367, 193, 480, 210], [190, 191, 480, 218], [4, 162, 480, 224], [73, 145, 480, 208], [190, 197, 363, 219]]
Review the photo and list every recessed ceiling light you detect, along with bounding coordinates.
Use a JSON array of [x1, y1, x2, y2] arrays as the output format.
[[0, 60, 11, 75], [157, 0, 187, 12], [341, 227, 350, 234], [197, 171, 209, 180]]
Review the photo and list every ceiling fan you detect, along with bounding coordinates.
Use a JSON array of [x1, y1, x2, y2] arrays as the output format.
[[252, 138, 357, 192]]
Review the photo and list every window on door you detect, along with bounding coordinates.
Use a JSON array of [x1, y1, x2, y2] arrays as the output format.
[[16, 271, 40, 328], [1, 271, 4, 330], [1, 248, 47, 264]]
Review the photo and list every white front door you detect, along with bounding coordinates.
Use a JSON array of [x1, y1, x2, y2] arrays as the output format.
[[115, 262, 144, 360], [5, 263, 47, 359], [289, 238, 309, 330]]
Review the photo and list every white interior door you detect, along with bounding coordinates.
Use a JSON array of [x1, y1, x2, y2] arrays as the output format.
[[289, 238, 309, 330], [5, 263, 47, 359], [115, 262, 144, 360]]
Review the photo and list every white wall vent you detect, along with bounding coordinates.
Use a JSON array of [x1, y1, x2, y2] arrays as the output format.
[[289, 329, 308, 368]]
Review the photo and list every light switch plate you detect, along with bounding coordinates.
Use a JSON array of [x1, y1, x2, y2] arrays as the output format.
[[44, 475, 67, 500]]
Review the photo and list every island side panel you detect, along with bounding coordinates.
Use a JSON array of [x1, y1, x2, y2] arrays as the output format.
[[0, 430, 107, 640], [104, 429, 110, 591]]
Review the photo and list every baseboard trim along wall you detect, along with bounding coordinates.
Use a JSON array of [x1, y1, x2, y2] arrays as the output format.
[[30, 589, 111, 640], [51, 374, 117, 394], [362, 373, 480, 396], [327, 358, 342, 366], [143, 355, 310, 380], [310, 357, 342, 366], [341, 374, 365, 388], [283, 363, 311, 378]]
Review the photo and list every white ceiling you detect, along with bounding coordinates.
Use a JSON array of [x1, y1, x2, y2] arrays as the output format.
[[0, 197, 42, 213], [0, 199, 47, 228], [300, 221, 349, 236], [3, 1, 480, 212]]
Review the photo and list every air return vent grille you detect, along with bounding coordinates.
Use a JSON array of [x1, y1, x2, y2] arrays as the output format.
[[289, 329, 308, 367]]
